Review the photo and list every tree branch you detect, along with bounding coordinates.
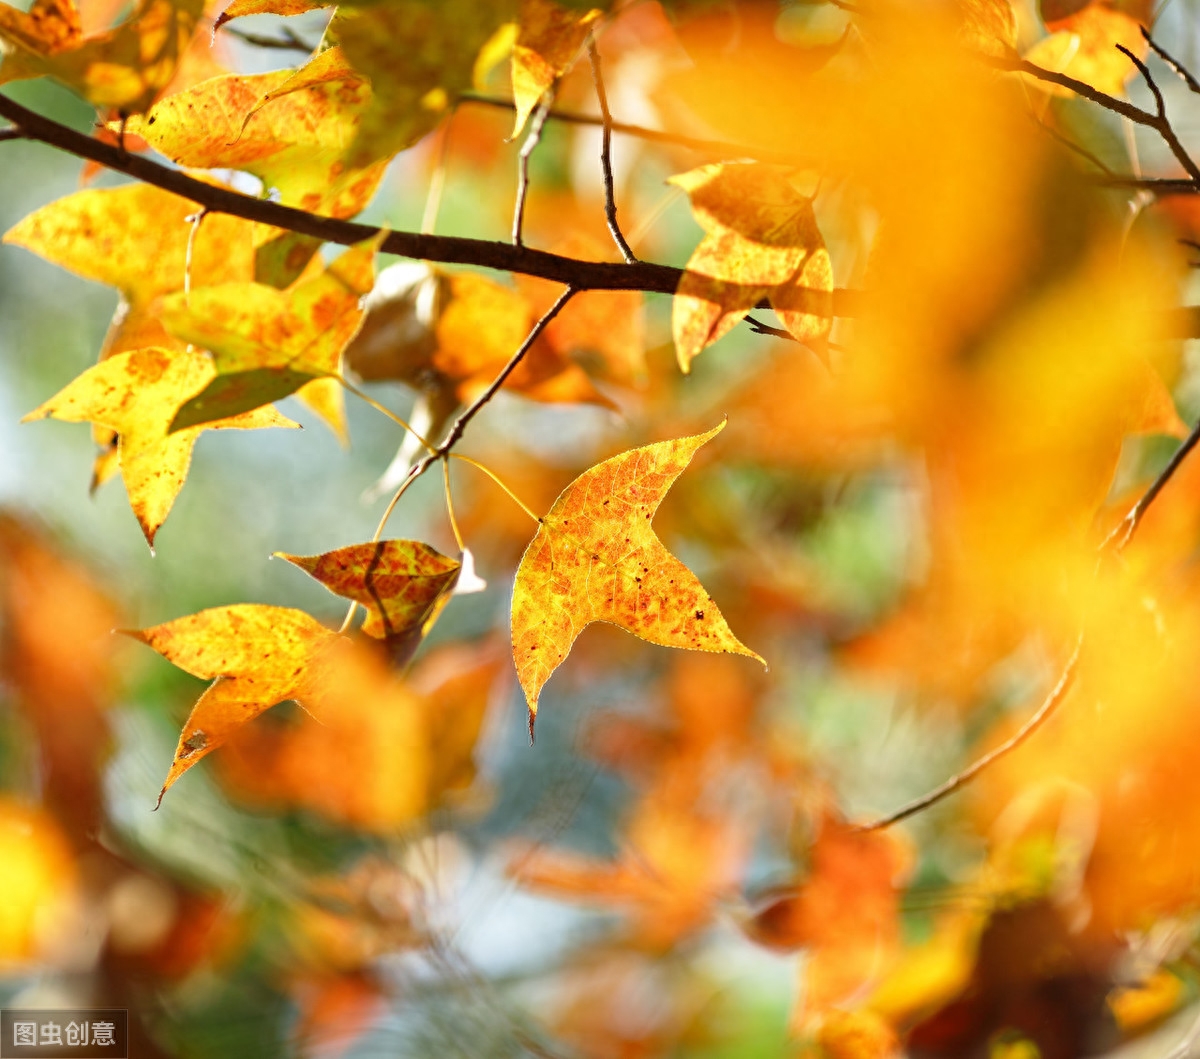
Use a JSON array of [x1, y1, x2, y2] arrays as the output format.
[[1103, 416, 1200, 551], [1141, 26, 1200, 97], [587, 37, 637, 264], [0, 90, 858, 314], [988, 51, 1160, 126], [1116, 43, 1200, 185], [513, 91, 554, 247], [459, 91, 780, 162], [219, 23, 315, 54]]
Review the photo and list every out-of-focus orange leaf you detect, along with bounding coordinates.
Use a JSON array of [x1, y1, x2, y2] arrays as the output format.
[[157, 238, 379, 430], [125, 604, 344, 800], [813, 1009, 900, 1059], [670, 162, 832, 371], [1107, 971, 1183, 1034], [0, 0, 204, 112], [744, 816, 910, 1021], [510, 0, 602, 136], [23, 348, 297, 545], [0, 799, 78, 965], [511, 421, 764, 728], [956, 0, 1017, 53], [277, 539, 460, 659], [1024, 3, 1145, 99]]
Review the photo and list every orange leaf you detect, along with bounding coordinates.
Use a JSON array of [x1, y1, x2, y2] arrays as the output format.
[[670, 163, 832, 371], [23, 347, 297, 546], [511, 421, 764, 729], [276, 540, 460, 657], [125, 604, 343, 802], [1023, 4, 1145, 98]]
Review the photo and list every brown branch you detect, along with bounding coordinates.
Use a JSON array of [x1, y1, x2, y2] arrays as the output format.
[[988, 51, 1159, 126], [513, 91, 554, 247], [0, 126, 24, 141], [219, 23, 315, 53], [459, 91, 782, 162], [1116, 43, 1200, 185], [1103, 415, 1200, 551], [862, 635, 1083, 830], [1141, 25, 1200, 96], [587, 37, 637, 263], [0, 90, 862, 315]]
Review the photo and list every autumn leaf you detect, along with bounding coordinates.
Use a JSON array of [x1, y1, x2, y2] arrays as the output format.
[[23, 347, 297, 546], [125, 56, 387, 222], [1023, 2, 1146, 98], [277, 540, 461, 664], [125, 605, 349, 803], [213, 0, 327, 32], [0, 0, 204, 112], [157, 238, 378, 430], [511, 421, 763, 730], [670, 162, 833, 371], [511, 0, 602, 136]]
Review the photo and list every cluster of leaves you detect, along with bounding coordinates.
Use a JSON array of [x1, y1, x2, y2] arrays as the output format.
[[8, 0, 1200, 1056]]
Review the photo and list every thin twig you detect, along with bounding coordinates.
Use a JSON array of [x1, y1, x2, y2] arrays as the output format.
[[587, 37, 637, 264], [1116, 43, 1200, 184], [1102, 415, 1200, 552], [513, 92, 554, 247], [442, 457, 466, 552], [336, 376, 435, 453], [451, 453, 542, 523], [1142, 25, 1200, 96], [459, 91, 783, 162], [746, 315, 799, 341], [1032, 114, 1115, 175], [988, 51, 1163, 126], [218, 23, 315, 53], [0, 126, 24, 141], [862, 636, 1084, 830]]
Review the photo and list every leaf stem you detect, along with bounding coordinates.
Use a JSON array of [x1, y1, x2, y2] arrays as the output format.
[[450, 453, 542, 524], [337, 376, 435, 453], [513, 89, 555, 247], [442, 457, 466, 552]]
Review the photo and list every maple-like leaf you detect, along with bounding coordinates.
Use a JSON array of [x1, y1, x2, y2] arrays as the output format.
[[124, 605, 343, 803], [670, 162, 833, 371], [0, 0, 204, 113], [23, 347, 297, 546], [511, 421, 763, 731], [124, 55, 387, 222], [277, 540, 461, 664], [157, 239, 378, 430], [511, 0, 602, 136]]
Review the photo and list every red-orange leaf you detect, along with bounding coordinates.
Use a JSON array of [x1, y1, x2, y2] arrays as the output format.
[[511, 421, 764, 731], [511, 0, 602, 136]]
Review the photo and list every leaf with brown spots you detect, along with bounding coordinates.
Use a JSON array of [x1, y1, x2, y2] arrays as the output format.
[[157, 238, 379, 430], [511, 421, 764, 732], [670, 162, 833, 372], [510, 0, 602, 136], [123, 605, 343, 804], [277, 540, 461, 665], [22, 347, 297, 547], [0, 0, 204, 113]]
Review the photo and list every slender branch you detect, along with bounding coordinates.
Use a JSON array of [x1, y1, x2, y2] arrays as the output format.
[[513, 92, 554, 247], [459, 91, 780, 162], [587, 37, 637, 264], [862, 635, 1083, 830], [1094, 175, 1200, 193], [746, 315, 799, 342], [1102, 415, 1200, 551], [1032, 114, 1115, 176], [1116, 43, 1200, 184], [1141, 25, 1200, 96], [369, 288, 575, 543], [0, 91, 861, 312], [218, 23, 315, 54], [0, 126, 24, 141], [337, 376, 435, 453], [988, 51, 1162, 126]]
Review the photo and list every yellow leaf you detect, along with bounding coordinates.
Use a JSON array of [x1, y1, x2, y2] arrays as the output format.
[[156, 238, 379, 429], [1023, 4, 1146, 98], [124, 604, 343, 802], [23, 347, 297, 546], [126, 59, 387, 220], [0, 0, 204, 112], [0, 799, 77, 964], [511, 421, 763, 729], [510, 0, 601, 136], [669, 163, 832, 371], [296, 377, 349, 446]]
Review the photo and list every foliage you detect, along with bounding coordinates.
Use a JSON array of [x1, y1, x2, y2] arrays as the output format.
[[4, 0, 1200, 1056]]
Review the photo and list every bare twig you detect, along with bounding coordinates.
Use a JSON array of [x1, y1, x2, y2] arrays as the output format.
[[513, 92, 554, 247], [989, 51, 1161, 126], [459, 91, 782, 162], [219, 23, 315, 53], [0, 90, 863, 313], [1102, 416, 1200, 552], [862, 636, 1084, 830], [1032, 114, 1115, 175], [587, 37, 637, 263], [746, 315, 798, 341], [0, 126, 24, 141], [1141, 25, 1200, 96], [1116, 43, 1200, 184]]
